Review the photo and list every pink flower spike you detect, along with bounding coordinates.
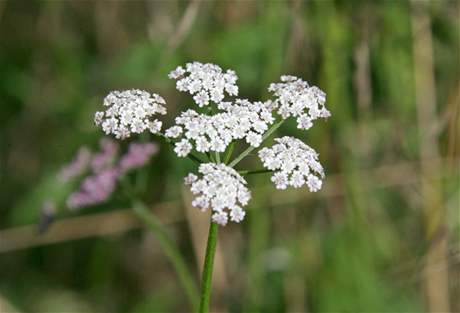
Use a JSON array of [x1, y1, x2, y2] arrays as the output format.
[[58, 147, 91, 183], [67, 168, 120, 210], [91, 138, 119, 173], [118, 142, 159, 173]]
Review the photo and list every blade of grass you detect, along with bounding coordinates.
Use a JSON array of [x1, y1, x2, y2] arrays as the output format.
[[132, 201, 200, 312]]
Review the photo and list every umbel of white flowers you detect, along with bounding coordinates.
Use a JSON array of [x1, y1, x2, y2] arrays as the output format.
[[94, 62, 330, 226]]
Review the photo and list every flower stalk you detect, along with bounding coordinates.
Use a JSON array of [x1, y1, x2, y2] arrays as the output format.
[[228, 119, 284, 168], [199, 220, 219, 313], [238, 168, 273, 176], [224, 142, 235, 164]]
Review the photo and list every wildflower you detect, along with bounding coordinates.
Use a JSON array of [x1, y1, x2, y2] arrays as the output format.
[[271, 172, 289, 190], [67, 168, 120, 210], [184, 163, 251, 225], [58, 147, 92, 182], [94, 89, 167, 139], [165, 126, 183, 138], [268, 75, 330, 129], [119, 142, 158, 173], [224, 99, 275, 140], [93, 63, 329, 226], [64, 138, 159, 210], [148, 120, 163, 134], [168, 66, 186, 79], [91, 138, 118, 173], [174, 139, 193, 157], [306, 175, 322, 192], [89, 62, 332, 313], [193, 90, 210, 107], [168, 62, 239, 106], [166, 99, 275, 157], [184, 173, 198, 185], [246, 131, 262, 147], [258, 136, 324, 192]]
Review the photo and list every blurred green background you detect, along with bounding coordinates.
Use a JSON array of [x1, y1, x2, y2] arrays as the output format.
[[0, 0, 459, 312]]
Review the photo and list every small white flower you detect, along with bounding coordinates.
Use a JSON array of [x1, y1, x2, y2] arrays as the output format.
[[212, 212, 228, 226], [184, 173, 198, 185], [297, 114, 313, 130], [225, 84, 238, 96], [271, 172, 289, 190], [268, 76, 329, 129], [174, 139, 192, 157], [217, 101, 232, 110], [168, 98, 275, 157], [168, 62, 239, 106], [94, 112, 104, 125], [290, 171, 305, 188], [210, 90, 224, 103], [253, 120, 268, 133], [131, 117, 146, 133], [148, 120, 163, 134], [210, 137, 226, 152], [237, 189, 251, 205], [306, 174, 322, 192], [246, 131, 262, 147], [192, 196, 209, 211], [186, 163, 251, 226], [102, 118, 118, 136], [193, 90, 210, 107], [168, 66, 185, 79], [188, 79, 202, 94], [176, 79, 189, 92], [229, 206, 245, 223], [195, 136, 211, 152], [259, 136, 324, 192], [165, 126, 183, 138], [95, 90, 166, 139]]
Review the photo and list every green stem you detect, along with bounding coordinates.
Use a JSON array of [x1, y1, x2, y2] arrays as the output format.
[[132, 201, 200, 312], [224, 142, 235, 164], [238, 169, 273, 176], [187, 151, 206, 164], [199, 220, 219, 313], [228, 120, 284, 168]]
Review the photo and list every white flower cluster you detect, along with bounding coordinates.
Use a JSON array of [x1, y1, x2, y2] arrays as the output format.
[[258, 136, 324, 191], [184, 163, 251, 225], [168, 62, 238, 106], [166, 99, 275, 157], [268, 75, 330, 130], [225, 99, 276, 147], [94, 63, 331, 226], [94, 89, 167, 139]]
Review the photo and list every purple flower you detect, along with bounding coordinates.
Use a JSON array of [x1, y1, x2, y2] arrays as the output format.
[[64, 140, 158, 210], [58, 147, 91, 182], [119, 142, 158, 173], [67, 168, 120, 210], [91, 138, 119, 173]]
